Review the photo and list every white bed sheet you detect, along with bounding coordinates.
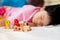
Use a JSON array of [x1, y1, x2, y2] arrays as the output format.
[[0, 25, 60, 40]]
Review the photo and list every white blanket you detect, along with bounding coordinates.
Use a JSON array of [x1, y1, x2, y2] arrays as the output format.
[[0, 25, 60, 40]]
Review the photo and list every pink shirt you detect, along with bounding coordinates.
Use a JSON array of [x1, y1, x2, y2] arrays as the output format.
[[6, 5, 40, 26]]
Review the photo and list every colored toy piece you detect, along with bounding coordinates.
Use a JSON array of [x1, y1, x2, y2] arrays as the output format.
[[0, 7, 6, 26], [19, 21, 26, 32], [20, 25, 31, 32], [0, 7, 6, 19], [19, 21, 31, 32], [14, 26, 20, 31], [0, 7, 6, 16], [14, 19, 20, 31], [14, 19, 20, 26], [19, 21, 26, 27], [14, 21, 31, 32], [5, 20, 10, 29]]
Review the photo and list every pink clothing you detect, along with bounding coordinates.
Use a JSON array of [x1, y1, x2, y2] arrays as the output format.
[[6, 5, 40, 26]]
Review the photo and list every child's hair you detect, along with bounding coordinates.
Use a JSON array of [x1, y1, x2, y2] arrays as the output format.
[[29, 0, 44, 7], [45, 4, 60, 25]]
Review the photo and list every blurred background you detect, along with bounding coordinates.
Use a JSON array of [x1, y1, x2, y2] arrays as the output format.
[[0, 0, 60, 7], [44, 0, 60, 6], [0, 0, 28, 7]]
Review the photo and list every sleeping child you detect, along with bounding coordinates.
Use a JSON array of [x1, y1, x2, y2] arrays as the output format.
[[29, 0, 60, 25], [4, 5, 50, 26], [4, 5, 40, 26], [3, 0, 48, 26], [0, 0, 48, 27], [1, 0, 60, 27]]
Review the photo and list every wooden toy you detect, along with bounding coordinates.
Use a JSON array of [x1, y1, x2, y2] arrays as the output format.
[[22, 26, 31, 32], [14, 19, 20, 31], [14, 19, 31, 32], [0, 19, 4, 26], [19, 21, 26, 27], [14, 26, 20, 31], [0, 7, 6, 26], [14, 19, 20, 26], [19, 21, 31, 32], [5, 20, 10, 29]]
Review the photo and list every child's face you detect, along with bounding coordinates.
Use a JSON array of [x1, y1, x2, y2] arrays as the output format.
[[32, 10, 50, 26]]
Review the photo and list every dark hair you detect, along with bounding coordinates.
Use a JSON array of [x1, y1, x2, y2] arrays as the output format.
[[45, 4, 60, 25], [28, 0, 44, 7]]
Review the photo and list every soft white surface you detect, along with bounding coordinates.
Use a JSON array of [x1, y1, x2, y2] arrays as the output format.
[[0, 25, 60, 40]]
